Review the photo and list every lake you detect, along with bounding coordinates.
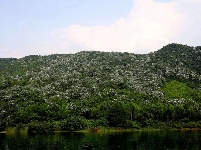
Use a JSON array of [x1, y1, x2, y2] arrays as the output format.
[[1, 130, 201, 150]]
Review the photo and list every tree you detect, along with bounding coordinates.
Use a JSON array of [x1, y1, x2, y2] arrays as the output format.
[[107, 102, 129, 127]]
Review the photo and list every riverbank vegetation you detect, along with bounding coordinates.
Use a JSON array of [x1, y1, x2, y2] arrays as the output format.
[[0, 43, 201, 133]]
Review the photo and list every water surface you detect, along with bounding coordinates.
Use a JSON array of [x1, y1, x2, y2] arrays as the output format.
[[0, 130, 201, 150]]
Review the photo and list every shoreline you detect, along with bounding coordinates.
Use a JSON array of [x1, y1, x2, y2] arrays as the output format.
[[1, 127, 201, 134]]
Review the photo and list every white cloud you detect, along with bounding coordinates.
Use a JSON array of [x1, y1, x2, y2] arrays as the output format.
[[1, 0, 201, 58], [59, 0, 201, 54]]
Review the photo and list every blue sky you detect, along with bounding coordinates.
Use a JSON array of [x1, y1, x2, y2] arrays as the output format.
[[0, 0, 200, 58]]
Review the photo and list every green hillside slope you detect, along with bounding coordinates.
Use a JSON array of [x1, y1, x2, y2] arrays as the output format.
[[0, 43, 201, 132]]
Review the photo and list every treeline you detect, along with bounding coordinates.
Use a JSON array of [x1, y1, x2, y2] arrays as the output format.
[[1, 80, 201, 132]]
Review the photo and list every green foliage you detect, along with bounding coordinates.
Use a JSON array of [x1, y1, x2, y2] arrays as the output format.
[[0, 43, 200, 132], [107, 102, 130, 127], [163, 80, 201, 101], [28, 121, 54, 133], [60, 116, 85, 131], [163, 80, 193, 99]]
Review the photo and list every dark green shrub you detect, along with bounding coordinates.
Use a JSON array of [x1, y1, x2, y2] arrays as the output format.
[[28, 121, 54, 133], [60, 115, 85, 131]]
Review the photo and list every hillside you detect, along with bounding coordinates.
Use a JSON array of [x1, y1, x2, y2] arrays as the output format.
[[0, 43, 201, 132]]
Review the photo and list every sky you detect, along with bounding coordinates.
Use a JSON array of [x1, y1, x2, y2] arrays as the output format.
[[0, 0, 201, 58]]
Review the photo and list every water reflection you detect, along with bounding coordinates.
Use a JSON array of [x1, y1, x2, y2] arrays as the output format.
[[0, 130, 201, 150]]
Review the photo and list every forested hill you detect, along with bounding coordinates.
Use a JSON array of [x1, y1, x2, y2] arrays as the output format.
[[0, 43, 201, 132]]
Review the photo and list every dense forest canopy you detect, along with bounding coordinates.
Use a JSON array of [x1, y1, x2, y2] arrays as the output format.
[[0, 43, 201, 132]]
